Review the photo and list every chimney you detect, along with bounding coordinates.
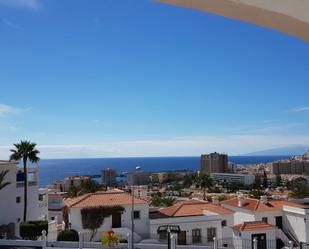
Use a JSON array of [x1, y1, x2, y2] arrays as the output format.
[[212, 196, 219, 206], [237, 193, 245, 207], [260, 195, 268, 204]]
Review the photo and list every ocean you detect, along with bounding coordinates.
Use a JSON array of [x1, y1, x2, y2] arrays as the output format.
[[31, 155, 291, 187]]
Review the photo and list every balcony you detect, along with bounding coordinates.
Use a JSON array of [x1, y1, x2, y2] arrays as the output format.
[[16, 167, 39, 187]]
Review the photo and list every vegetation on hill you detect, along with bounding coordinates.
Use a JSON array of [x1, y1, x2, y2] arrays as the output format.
[[194, 173, 213, 200], [150, 193, 176, 207], [66, 179, 103, 198]]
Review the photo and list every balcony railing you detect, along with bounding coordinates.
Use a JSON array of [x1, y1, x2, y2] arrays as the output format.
[[16, 181, 38, 187]]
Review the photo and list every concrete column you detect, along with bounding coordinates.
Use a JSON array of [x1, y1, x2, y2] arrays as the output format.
[[170, 234, 176, 249], [41, 230, 47, 249], [253, 238, 258, 249], [78, 231, 83, 249], [213, 236, 218, 249], [127, 233, 132, 249]]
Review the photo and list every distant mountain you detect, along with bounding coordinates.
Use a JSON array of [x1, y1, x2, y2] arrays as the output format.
[[242, 145, 309, 156]]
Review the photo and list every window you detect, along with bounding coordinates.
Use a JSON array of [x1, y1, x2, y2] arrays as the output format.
[[159, 232, 167, 240], [133, 210, 140, 219], [38, 194, 44, 201], [16, 197, 21, 203], [221, 220, 227, 227], [207, 228, 216, 242], [262, 217, 268, 223], [192, 229, 201, 244]]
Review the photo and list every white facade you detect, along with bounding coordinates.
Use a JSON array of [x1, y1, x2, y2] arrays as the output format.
[[150, 215, 223, 245], [211, 173, 255, 185], [282, 205, 309, 243], [221, 195, 309, 244], [0, 161, 48, 237], [68, 203, 149, 242]]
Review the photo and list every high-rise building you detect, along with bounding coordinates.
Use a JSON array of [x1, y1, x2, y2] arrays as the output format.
[[101, 168, 117, 187], [126, 171, 150, 185], [271, 159, 309, 175], [200, 152, 228, 174]]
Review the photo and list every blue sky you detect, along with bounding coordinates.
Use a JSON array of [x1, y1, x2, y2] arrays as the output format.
[[0, 0, 309, 158]]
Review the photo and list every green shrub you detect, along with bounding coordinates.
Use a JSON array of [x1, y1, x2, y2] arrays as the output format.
[[20, 220, 48, 240], [57, 229, 79, 242]]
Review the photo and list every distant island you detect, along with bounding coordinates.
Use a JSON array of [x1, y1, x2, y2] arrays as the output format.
[[242, 145, 309, 156]]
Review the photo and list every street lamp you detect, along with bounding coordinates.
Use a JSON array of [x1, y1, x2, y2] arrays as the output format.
[[157, 225, 180, 249], [131, 166, 141, 249]]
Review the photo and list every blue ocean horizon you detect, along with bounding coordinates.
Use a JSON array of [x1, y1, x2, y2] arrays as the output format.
[[34, 155, 291, 187]]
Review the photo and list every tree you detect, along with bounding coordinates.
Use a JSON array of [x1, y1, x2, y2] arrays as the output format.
[[275, 175, 282, 187], [249, 189, 265, 199], [263, 170, 268, 189], [182, 174, 195, 188], [161, 197, 176, 207], [150, 194, 176, 207], [291, 182, 309, 199], [10, 141, 40, 222], [194, 173, 213, 200], [81, 206, 124, 241], [253, 174, 262, 189], [66, 179, 103, 198], [287, 177, 307, 190], [0, 170, 10, 191]]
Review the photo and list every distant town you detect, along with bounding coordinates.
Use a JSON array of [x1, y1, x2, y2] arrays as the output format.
[[1, 150, 309, 248]]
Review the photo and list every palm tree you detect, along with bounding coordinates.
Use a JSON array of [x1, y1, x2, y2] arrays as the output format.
[[194, 173, 213, 200], [10, 141, 40, 222], [0, 170, 10, 191]]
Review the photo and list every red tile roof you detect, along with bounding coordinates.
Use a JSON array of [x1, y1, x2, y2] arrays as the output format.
[[233, 221, 274, 232], [0, 160, 17, 165], [158, 199, 234, 217], [64, 189, 147, 208], [221, 197, 307, 212]]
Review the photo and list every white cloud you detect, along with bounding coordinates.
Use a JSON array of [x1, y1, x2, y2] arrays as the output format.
[[1, 134, 309, 159], [288, 106, 309, 113], [252, 123, 304, 133], [0, 104, 31, 117], [0, 0, 42, 10], [2, 18, 25, 30]]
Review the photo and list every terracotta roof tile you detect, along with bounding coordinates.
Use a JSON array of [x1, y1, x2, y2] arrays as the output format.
[[221, 197, 308, 212], [64, 189, 147, 208], [233, 221, 274, 231], [159, 199, 234, 217]]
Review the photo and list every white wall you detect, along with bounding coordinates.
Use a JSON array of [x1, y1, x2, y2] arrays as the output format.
[[283, 206, 309, 243], [0, 162, 48, 237], [254, 211, 283, 227], [150, 215, 223, 245], [0, 162, 19, 225], [68, 203, 149, 241]]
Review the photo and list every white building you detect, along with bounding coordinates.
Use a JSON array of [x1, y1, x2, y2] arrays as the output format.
[[211, 173, 255, 185], [132, 185, 149, 201], [149, 199, 234, 246], [64, 189, 149, 242], [0, 160, 48, 237], [232, 221, 277, 249], [221, 194, 309, 246], [63, 176, 91, 192]]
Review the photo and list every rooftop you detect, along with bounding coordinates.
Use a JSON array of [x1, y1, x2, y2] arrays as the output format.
[[221, 197, 308, 212], [153, 199, 234, 218], [0, 160, 17, 165], [64, 189, 146, 208], [233, 221, 274, 232]]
